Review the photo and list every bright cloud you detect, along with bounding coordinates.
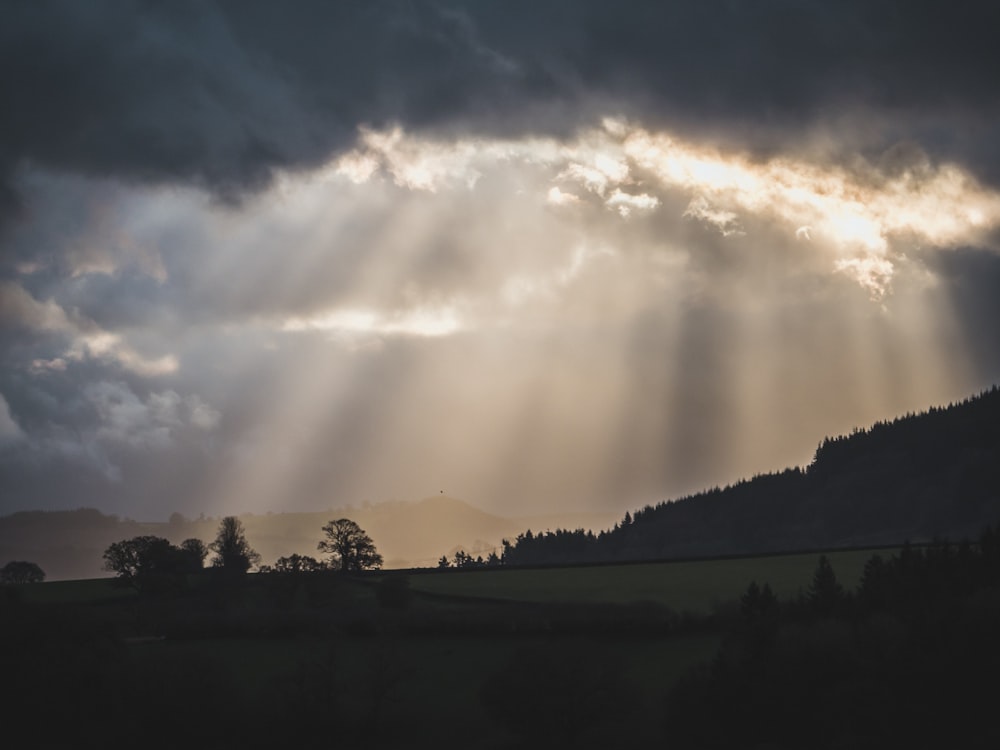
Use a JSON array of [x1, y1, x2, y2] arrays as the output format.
[[624, 126, 1000, 288], [1, 281, 177, 376], [606, 189, 660, 218], [67, 332, 179, 377], [834, 256, 896, 300], [0, 281, 72, 331], [327, 121, 1000, 296], [89, 382, 178, 451], [281, 306, 463, 339], [559, 155, 630, 197], [683, 196, 743, 235], [546, 186, 581, 206], [0, 394, 25, 446]]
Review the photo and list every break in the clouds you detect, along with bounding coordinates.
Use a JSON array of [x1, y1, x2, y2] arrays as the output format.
[[2, 1, 1000, 520]]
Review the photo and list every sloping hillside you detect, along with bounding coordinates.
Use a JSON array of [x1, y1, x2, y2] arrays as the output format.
[[504, 385, 1000, 564]]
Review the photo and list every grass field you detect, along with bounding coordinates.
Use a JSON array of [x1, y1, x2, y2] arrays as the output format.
[[5, 547, 899, 747], [123, 630, 721, 746], [17, 575, 130, 603], [15, 547, 884, 611], [405, 548, 881, 613]]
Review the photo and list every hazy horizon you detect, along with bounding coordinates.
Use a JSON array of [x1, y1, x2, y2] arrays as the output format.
[[3, 2, 1000, 522]]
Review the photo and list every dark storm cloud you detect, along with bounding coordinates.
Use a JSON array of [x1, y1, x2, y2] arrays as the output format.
[[0, 0, 538, 228], [1, 1, 319, 217], [927, 248, 1000, 379], [3, 0, 1000, 231]]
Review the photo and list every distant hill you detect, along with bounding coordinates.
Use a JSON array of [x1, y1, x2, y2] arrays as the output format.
[[0, 496, 618, 580], [8, 386, 1000, 578], [504, 385, 1000, 565]]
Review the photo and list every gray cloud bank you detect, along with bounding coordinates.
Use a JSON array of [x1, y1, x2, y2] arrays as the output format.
[[3, 0, 1000, 221]]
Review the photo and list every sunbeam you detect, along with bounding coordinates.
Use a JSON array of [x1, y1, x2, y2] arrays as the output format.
[[3, 116, 999, 520]]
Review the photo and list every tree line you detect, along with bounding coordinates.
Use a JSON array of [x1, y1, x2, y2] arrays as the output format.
[[436, 549, 502, 568], [472, 524, 1000, 747], [99, 516, 382, 593], [494, 384, 1000, 566], [662, 524, 1000, 748]]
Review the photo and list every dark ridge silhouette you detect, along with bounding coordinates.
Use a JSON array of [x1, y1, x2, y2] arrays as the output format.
[[502, 384, 1000, 565]]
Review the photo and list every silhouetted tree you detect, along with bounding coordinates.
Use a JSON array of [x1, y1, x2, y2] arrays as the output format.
[[317, 518, 383, 572], [1, 560, 45, 584], [857, 553, 889, 613], [448, 551, 487, 568], [273, 553, 325, 573], [209, 516, 260, 574], [740, 580, 777, 620], [437, 555, 450, 568], [741, 580, 763, 617], [739, 579, 780, 653], [806, 555, 846, 616], [102, 535, 188, 592], [501, 538, 514, 564], [760, 582, 777, 613], [179, 538, 209, 571]]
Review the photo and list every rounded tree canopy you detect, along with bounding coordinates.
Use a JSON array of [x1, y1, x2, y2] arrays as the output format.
[[317, 518, 383, 572], [102, 536, 198, 592], [1, 560, 46, 584]]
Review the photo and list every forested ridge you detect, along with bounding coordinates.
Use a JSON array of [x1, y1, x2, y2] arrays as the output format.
[[502, 385, 1000, 566]]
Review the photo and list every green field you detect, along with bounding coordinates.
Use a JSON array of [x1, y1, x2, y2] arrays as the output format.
[[17, 575, 130, 603], [5, 546, 901, 747], [13, 547, 882, 612], [406, 548, 879, 613], [15, 547, 883, 610]]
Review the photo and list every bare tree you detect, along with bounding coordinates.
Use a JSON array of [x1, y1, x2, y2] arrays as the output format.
[[317, 518, 383, 572]]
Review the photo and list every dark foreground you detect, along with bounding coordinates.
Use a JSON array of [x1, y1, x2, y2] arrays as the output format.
[[4, 533, 1000, 749]]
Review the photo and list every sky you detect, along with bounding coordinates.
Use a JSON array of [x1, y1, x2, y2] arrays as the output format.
[[2, 1, 1000, 521]]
